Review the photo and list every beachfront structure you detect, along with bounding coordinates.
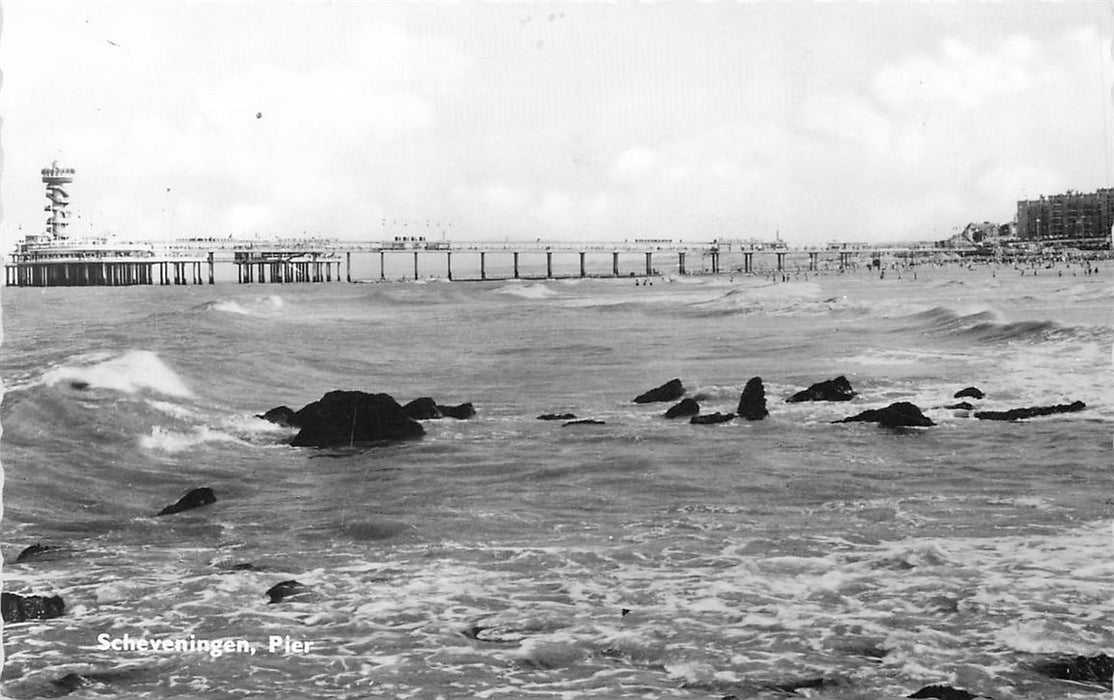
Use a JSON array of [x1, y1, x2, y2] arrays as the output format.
[[4, 163, 211, 287], [1016, 187, 1114, 250]]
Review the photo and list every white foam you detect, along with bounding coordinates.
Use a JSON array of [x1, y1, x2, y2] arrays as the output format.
[[494, 283, 557, 299], [140, 425, 242, 453], [44, 349, 194, 398]]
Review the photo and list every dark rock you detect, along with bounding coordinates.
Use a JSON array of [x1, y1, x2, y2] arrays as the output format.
[[563, 419, 606, 426], [691, 412, 734, 424], [266, 580, 311, 604], [908, 685, 981, 700], [69, 380, 90, 391], [231, 562, 258, 571], [974, 401, 1086, 421], [633, 378, 684, 403], [401, 397, 440, 420], [288, 391, 424, 447], [839, 402, 935, 428], [946, 402, 974, 410], [156, 487, 216, 516], [1032, 653, 1113, 689], [773, 677, 831, 693], [15, 543, 60, 563], [664, 398, 700, 419], [258, 405, 297, 427], [737, 376, 769, 420], [438, 402, 476, 419], [48, 667, 152, 696], [787, 375, 856, 402], [954, 387, 985, 400], [1, 591, 65, 623], [537, 413, 577, 421]]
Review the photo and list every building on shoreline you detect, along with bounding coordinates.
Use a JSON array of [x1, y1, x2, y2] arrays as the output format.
[[1016, 187, 1114, 250]]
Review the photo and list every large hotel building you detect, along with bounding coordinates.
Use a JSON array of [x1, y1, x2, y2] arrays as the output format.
[[1016, 187, 1114, 249]]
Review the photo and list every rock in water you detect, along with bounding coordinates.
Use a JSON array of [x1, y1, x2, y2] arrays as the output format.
[[633, 379, 684, 403], [258, 405, 297, 427], [537, 413, 576, 421], [288, 391, 424, 447], [974, 401, 1086, 421], [691, 412, 734, 424], [266, 580, 311, 604], [907, 685, 982, 700], [402, 397, 440, 420], [1, 592, 65, 623], [439, 402, 476, 419], [15, 543, 59, 563], [156, 487, 216, 516], [839, 402, 935, 428], [563, 419, 606, 426], [945, 402, 974, 410], [737, 376, 769, 420], [953, 386, 985, 400], [664, 398, 700, 419], [787, 375, 856, 402], [1032, 654, 1113, 689]]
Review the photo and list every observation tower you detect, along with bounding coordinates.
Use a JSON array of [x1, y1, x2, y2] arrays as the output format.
[[41, 161, 75, 241]]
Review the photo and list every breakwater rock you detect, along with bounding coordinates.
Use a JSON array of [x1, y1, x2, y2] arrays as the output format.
[[402, 398, 476, 420], [1032, 653, 1113, 689], [665, 398, 700, 419], [633, 379, 684, 403], [839, 402, 935, 428], [737, 377, 769, 420], [954, 386, 985, 400], [156, 487, 216, 516], [787, 375, 856, 402], [974, 401, 1086, 421], [262, 391, 425, 447], [2, 591, 65, 623], [691, 412, 734, 424], [266, 580, 311, 604]]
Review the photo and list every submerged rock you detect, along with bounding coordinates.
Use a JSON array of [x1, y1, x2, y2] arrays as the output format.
[[15, 543, 61, 563], [563, 419, 606, 426], [286, 391, 424, 447], [907, 685, 984, 700], [156, 487, 216, 516], [633, 379, 684, 403], [1032, 653, 1113, 689], [438, 402, 476, 419], [787, 375, 856, 402], [839, 402, 935, 428], [265, 580, 311, 604], [664, 398, 700, 419], [258, 405, 298, 427], [537, 413, 576, 421], [974, 401, 1086, 421], [737, 376, 769, 420], [954, 386, 985, 400], [690, 412, 734, 424], [1, 591, 65, 623], [401, 397, 440, 420], [945, 401, 974, 410]]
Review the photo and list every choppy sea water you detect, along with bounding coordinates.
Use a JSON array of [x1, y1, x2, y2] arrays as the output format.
[[1, 262, 1111, 699]]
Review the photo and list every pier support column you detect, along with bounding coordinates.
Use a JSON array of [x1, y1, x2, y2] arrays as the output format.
[[546, 251, 553, 279], [513, 252, 519, 279], [413, 251, 419, 280], [480, 251, 486, 281], [808, 252, 818, 272], [346, 252, 352, 283], [678, 252, 686, 275], [777, 252, 785, 272], [208, 252, 215, 284], [612, 252, 620, 277], [380, 251, 386, 280], [446, 251, 453, 281], [579, 252, 586, 278], [645, 252, 652, 276]]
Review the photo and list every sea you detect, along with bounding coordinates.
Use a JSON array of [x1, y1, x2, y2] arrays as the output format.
[[1, 258, 1111, 699]]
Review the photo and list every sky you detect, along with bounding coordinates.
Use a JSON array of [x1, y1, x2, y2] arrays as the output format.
[[1, 2, 1111, 249]]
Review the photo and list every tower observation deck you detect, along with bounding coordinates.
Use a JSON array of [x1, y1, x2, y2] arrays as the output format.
[[42, 161, 76, 241]]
